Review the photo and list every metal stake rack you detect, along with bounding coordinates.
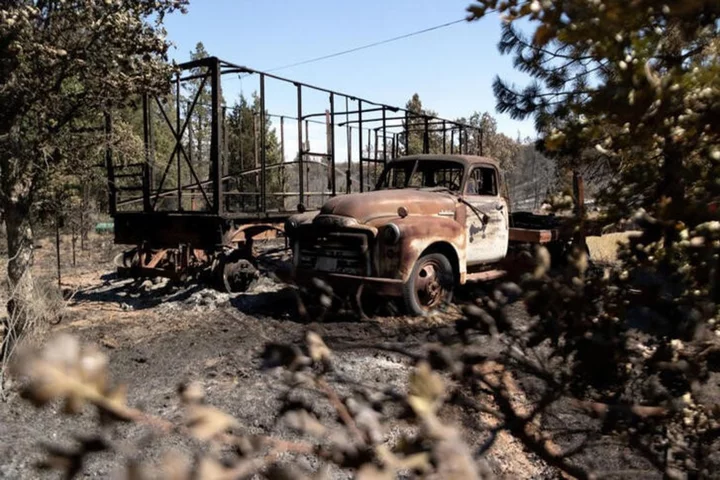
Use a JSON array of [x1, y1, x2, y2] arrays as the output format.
[[107, 57, 482, 288]]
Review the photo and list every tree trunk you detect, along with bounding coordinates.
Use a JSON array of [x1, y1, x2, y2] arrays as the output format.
[[1, 196, 35, 361]]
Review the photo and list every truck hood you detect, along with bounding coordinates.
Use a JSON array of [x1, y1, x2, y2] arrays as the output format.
[[319, 189, 457, 224]]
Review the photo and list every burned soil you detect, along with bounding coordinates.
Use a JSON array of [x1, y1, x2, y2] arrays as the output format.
[[0, 234, 540, 478], [0, 234, 665, 479]]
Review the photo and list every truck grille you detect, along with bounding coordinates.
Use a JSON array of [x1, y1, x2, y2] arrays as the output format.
[[297, 232, 369, 276]]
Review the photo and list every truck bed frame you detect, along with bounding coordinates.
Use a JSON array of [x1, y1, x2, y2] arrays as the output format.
[[106, 57, 483, 283]]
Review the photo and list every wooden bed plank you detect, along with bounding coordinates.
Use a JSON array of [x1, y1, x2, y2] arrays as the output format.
[[509, 227, 559, 244]]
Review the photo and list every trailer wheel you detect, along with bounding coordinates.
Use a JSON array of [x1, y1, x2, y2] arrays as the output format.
[[114, 248, 140, 278], [402, 253, 454, 316], [217, 252, 259, 293]]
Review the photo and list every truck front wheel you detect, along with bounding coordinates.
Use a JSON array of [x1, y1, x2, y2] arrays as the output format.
[[402, 253, 455, 316]]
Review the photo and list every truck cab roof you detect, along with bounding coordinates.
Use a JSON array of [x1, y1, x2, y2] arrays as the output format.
[[390, 154, 501, 170]]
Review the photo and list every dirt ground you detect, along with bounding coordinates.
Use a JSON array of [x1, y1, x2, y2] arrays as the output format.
[[585, 232, 639, 265], [0, 233, 561, 479], [0, 232, 662, 479]]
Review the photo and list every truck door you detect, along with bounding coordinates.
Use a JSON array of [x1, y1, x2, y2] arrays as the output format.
[[464, 165, 509, 265]]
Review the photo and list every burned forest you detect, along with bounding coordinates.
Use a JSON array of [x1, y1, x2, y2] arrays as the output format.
[[1, 1, 719, 479]]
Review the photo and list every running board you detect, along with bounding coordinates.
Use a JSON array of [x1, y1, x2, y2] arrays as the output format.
[[465, 269, 507, 282]]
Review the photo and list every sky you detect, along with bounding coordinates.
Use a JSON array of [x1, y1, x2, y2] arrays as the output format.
[[161, 0, 537, 164]]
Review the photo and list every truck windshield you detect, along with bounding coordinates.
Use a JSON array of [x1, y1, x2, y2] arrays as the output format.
[[376, 160, 464, 191]]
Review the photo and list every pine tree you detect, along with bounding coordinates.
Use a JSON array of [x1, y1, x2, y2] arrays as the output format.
[[225, 94, 282, 211], [469, 1, 720, 473], [468, 0, 719, 222], [185, 42, 213, 182], [402, 94, 445, 155], [455, 111, 521, 168]]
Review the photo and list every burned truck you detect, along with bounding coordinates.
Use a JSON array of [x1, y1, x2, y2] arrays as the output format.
[[285, 154, 582, 316], [106, 57, 485, 291]]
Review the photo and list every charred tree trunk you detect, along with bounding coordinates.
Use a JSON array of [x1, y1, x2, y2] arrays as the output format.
[[1, 195, 35, 360]]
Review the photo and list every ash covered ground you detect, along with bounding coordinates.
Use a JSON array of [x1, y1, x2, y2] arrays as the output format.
[[0, 235, 662, 478]]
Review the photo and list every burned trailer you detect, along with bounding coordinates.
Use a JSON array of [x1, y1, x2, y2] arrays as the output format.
[[106, 57, 482, 291]]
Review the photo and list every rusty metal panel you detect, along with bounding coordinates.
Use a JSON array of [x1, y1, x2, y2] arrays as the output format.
[[393, 215, 466, 282], [466, 269, 506, 282], [464, 165, 509, 265], [226, 223, 285, 244], [320, 189, 457, 224], [145, 249, 169, 269]]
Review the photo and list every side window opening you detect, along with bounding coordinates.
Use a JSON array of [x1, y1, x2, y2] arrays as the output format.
[[466, 167, 497, 196], [391, 168, 408, 188]]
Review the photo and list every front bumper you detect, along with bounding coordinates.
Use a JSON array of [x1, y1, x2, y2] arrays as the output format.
[[280, 268, 404, 297]]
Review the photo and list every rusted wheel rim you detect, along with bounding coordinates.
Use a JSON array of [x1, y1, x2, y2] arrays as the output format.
[[414, 258, 447, 310]]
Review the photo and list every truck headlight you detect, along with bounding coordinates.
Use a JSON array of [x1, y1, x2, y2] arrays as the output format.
[[383, 223, 401, 245]]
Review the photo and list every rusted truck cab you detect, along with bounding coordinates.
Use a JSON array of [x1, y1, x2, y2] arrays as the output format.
[[285, 154, 516, 315]]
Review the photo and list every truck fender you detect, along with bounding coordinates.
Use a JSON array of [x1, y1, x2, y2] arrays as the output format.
[[393, 216, 466, 284]]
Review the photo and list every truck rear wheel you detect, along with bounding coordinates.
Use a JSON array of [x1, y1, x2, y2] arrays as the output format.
[[402, 253, 454, 316]]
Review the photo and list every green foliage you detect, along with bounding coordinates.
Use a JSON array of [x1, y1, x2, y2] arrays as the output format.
[[225, 93, 283, 211], [468, 0, 719, 216], [0, 0, 186, 197], [0, 0, 186, 372], [403, 93, 443, 155], [455, 111, 520, 168], [403, 94, 522, 167], [0, 0, 187, 262], [469, 0, 720, 475], [185, 42, 214, 182]]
